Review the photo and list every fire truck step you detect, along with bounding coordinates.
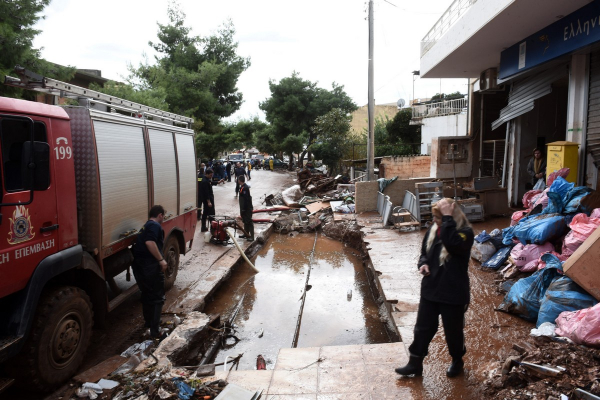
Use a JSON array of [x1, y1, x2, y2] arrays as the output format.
[[0, 377, 15, 394], [0, 336, 21, 352]]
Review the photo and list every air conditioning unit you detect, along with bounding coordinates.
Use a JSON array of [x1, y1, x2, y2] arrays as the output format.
[[479, 68, 499, 91]]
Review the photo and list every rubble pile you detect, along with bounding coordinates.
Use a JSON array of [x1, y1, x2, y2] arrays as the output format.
[[484, 336, 600, 399], [262, 169, 361, 246]]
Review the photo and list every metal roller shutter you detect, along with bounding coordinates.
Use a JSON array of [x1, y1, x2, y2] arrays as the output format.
[[175, 133, 196, 214], [148, 129, 178, 217], [587, 51, 600, 166], [492, 66, 568, 130]]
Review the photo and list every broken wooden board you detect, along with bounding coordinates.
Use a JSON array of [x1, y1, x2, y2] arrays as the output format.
[[305, 201, 331, 214], [333, 213, 355, 222], [73, 355, 128, 383]]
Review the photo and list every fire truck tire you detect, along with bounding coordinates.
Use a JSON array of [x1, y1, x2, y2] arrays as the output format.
[[16, 286, 93, 391], [163, 235, 180, 291]]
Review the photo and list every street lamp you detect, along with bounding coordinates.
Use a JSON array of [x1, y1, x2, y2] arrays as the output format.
[[412, 70, 420, 105]]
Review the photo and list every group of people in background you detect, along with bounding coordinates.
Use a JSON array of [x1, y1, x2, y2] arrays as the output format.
[[197, 159, 258, 242]]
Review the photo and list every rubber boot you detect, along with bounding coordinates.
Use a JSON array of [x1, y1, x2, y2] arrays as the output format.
[[446, 358, 464, 378], [394, 355, 423, 376]]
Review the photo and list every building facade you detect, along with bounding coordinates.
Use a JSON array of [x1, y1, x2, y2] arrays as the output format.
[[419, 0, 600, 206]]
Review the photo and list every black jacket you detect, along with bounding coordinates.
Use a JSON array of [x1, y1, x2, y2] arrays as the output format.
[[238, 183, 253, 213], [234, 166, 247, 178], [198, 177, 214, 205], [418, 216, 474, 305]]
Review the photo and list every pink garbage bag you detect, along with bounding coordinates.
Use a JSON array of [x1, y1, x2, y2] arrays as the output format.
[[556, 302, 600, 347], [511, 210, 530, 226], [546, 167, 570, 187], [532, 188, 550, 210], [522, 190, 542, 209], [562, 213, 600, 257], [537, 251, 566, 270], [521, 259, 539, 272], [510, 242, 554, 268], [591, 208, 600, 219]]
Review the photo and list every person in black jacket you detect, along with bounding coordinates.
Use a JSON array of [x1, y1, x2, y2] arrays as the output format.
[[237, 175, 254, 241], [132, 205, 167, 340], [395, 198, 474, 378], [198, 168, 216, 232], [234, 162, 248, 198]]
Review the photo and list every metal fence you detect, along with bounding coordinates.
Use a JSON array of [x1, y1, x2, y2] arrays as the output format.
[[412, 97, 467, 119], [421, 0, 478, 57]]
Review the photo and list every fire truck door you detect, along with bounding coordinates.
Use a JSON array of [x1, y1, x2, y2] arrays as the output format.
[[0, 116, 58, 297]]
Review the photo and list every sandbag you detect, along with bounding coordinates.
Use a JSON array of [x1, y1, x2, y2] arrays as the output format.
[[472, 241, 496, 263], [555, 303, 600, 347], [537, 276, 598, 327], [562, 213, 600, 257], [510, 242, 554, 268], [497, 261, 561, 322], [512, 213, 567, 245]]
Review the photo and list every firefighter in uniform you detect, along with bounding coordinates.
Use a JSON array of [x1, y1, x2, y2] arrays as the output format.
[[198, 168, 216, 232], [132, 205, 167, 340], [237, 175, 254, 241]]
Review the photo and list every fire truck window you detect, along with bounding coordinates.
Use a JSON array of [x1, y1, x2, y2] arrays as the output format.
[[1, 119, 47, 192]]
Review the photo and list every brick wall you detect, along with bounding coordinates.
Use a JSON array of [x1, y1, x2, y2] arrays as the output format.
[[380, 155, 431, 179]]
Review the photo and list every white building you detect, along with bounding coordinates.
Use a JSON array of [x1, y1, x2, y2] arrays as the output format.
[[419, 0, 600, 206]]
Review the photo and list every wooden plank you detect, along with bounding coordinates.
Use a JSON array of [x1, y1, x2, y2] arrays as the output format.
[[73, 355, 128, 383], [333, 213, 355, 221], [394, 221, 420, 227], [305, 201, 331, 214]]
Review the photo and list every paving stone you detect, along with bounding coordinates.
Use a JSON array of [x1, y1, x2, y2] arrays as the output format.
[[226, 370, 273, 392], [319, 345, 363, 368], [268, 366, 318, 395], [318, 363, 368, 394], [361, 343, 407, 365], [275, 347, 321, 370]]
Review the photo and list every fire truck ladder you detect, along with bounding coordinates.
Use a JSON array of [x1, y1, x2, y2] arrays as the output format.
[[4, 66, 194, 128]]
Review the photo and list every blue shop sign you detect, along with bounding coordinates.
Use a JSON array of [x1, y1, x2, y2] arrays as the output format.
[[500, 0, 600, 79]]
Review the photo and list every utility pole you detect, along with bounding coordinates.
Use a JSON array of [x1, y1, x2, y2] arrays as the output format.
[[367, 0, 375, 181]]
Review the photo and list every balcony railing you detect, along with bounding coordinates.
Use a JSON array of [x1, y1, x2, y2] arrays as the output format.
[[412, 97, 467, 119], [421, 0, 478, 57]]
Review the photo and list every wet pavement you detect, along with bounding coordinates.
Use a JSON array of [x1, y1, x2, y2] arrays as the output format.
[[204, 232, 391, 370], [358, 214, 533, 399]]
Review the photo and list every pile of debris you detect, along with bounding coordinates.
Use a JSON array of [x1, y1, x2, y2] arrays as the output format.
[[259, 171, 359, 243], [470, 168, 600, 398], [484, 336, 600, 399]]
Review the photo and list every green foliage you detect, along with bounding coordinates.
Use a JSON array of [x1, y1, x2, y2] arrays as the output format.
[[311, 108, 352, 174], [127, 1, 249, 156], [223, 117, 265, 150], [0, 0, 75, 98], [385, 108, 421, 154], [259, 72, 357, 166]]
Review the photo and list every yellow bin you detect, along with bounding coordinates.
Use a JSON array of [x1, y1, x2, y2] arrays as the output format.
[[546, 141, 579, 183]]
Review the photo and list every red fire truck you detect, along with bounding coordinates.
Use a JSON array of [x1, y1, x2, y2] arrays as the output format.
[[0, 67, 197, 391]]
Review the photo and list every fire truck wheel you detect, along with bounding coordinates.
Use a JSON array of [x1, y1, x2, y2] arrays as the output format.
[[17, 286, 93, 391], [163, 235, 180, 291]]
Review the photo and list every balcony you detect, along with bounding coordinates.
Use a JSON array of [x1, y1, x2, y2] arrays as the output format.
[[411, 97, 467, 124], [421, 0, 478, 58]]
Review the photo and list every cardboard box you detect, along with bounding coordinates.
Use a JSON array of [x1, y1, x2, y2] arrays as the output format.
[[563, 226, 600, 301]]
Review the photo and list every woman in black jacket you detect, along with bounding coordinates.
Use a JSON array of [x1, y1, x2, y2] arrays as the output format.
[[395, 198, 474, 378]]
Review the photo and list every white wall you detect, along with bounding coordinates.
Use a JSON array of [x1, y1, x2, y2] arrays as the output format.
[[421, 113, 467, 155]]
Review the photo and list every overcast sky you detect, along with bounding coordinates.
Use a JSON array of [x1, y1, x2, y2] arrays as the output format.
[[33, 0, 467, 121]]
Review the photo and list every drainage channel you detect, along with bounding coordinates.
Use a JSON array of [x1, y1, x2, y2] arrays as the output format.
[[203, 232, 394, 370]]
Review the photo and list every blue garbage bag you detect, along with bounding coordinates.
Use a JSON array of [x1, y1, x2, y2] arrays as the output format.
[[537, 275, 598, 327], [549, 176, 574, 198], [513, 213, 566, 244], [502, 225, 517, 245], [544, 192, 564, 215], [172, 378, 195, 400], [497, 256, 562, 321], [564, 186, 593, 214], [475, 230, 492, 243]]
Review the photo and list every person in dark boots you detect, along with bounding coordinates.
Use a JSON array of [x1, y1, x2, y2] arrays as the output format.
[[395, 198, 473, 378], [198, 168, 215, 232], [237, 175, 254, 241], [132, 205, 167, 340]]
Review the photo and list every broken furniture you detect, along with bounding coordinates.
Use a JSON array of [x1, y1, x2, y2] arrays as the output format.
[[415, 181, 444, 223]]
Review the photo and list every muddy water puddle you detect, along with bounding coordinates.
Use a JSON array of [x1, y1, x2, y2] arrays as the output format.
[[203, 232, 391, 370]]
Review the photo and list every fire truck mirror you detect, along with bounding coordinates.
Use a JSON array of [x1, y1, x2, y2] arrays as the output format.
[[21, 141, 50, 191]]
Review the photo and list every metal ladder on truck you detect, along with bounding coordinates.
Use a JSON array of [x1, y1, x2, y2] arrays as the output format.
[[4, 65, 194, 128]]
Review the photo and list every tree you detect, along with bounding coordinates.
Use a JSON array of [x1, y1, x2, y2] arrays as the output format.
[[129, 2, 250, 152], [89, 81, 169, 111], [0, 0, 74, 98], [385, 108, 421, 154], [259, 72, 357, 169], [311, 108, 352, 175]]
